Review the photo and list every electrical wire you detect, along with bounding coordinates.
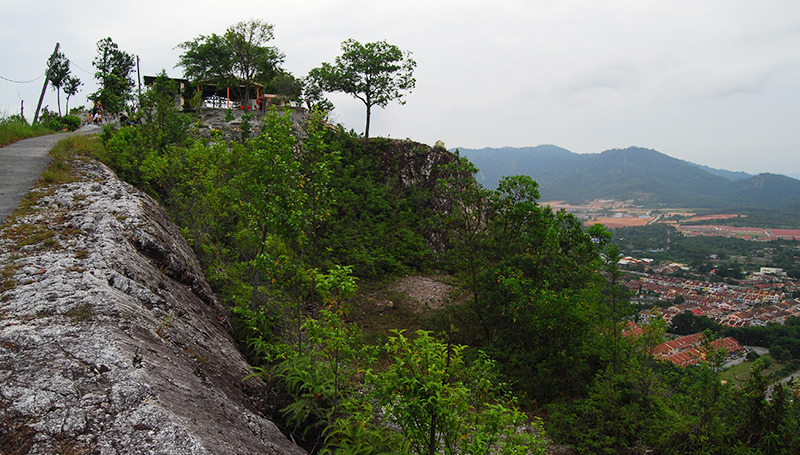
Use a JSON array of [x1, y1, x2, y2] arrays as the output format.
[[65, 58, 94, 75], [0, 73, 45, 84]]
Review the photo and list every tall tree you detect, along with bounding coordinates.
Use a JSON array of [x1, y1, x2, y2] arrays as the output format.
[[310, 39, 416, 139], [479, 178, 605, 399], [177, 20, 285, 107], [47, 51, 71, 116], [63, 75, 82, 115], [435, 157, 493, 335], [137, 70, 192, 153], [91, 37, 135, 115]]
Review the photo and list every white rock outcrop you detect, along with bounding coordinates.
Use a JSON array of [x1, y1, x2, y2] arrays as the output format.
[[0, 160, 305, 454]]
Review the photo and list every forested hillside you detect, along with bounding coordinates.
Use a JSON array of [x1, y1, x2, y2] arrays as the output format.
[[74, 73, 800, 454], [460, 145, 800, 209]]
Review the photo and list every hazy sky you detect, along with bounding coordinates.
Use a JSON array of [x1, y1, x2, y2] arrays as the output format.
[[2, 0, 799, 177]]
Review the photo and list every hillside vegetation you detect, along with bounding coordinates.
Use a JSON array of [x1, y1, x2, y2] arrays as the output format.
[[460, 145, 800, 210], [81, 74, 800, 454]]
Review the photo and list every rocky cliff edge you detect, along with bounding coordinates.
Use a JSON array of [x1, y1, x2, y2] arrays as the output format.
[[0, 159, 305, 454]]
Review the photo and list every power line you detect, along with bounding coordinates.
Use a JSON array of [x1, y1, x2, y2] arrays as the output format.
[[65, 58, 93, 76], [0, 73, 45, 84]]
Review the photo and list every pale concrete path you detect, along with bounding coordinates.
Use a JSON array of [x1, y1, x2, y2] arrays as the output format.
[[0, 124, 101, 222]]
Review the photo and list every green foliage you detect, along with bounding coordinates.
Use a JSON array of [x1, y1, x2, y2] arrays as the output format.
[[277, 318, 547, 454], [136, 71, 194, 151], [735, 359, 800, 453], [315, 134, 438, 278], [670, 310, 723, 335], [37, 108, 81, 131], [177, 19, 286, 104], [301, 74, 334, 114], [369, 330, 547, 455], [435, 157, 492, 309], [45, 50, 82, 116], [47, 50, 71, 116], [277, 309, 375, 437], [310, 39, 416, 139], [477, 183, 606, 399], [91, 37, 135, 115], [239, 112, 254, 141], [0, 114, 53, 146], [266, 72, 303, 105]]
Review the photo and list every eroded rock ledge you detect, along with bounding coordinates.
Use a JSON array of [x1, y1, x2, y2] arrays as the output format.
[[0, 160, 305, 454]]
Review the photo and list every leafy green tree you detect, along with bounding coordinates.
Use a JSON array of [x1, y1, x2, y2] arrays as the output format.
[[478, 187, 605, 399], [63, 75, 82, 114], [434, 157, 493, 334], [91, 37, 135, 115], [670, 310, 722, 335], [137, 70, 193, 152], [224, 110, 302, 311], [737, 359, 800, 452], [223, 109, 341, 351], [302, 73, 334, 113], [267, 72, 303, 105], [47, 50, 71, 116], [590, 223, 635, 374], [278, 309, 378, 449], [177, 19, 285, 106], [310, 39, 416, 139], [105, 71, 193, 188], [368, 330, 547, 455]]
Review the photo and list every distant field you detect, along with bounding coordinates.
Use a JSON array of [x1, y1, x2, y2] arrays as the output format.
[[684, 214, 741, 222], [721, 354, 783, 388], [586, 217, 654, 228]]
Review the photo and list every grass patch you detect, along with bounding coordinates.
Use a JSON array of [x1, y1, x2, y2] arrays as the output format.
[[0, 279, 15, 293], [6, 188, 53, 223], [42, 135, 105, 185], [0, 114, 54, 147], [721, 354, 785, 387], [348, 281, 424, 340], [65, 303, 94, 322], [0, 133, 104, 251], [5, 223, 58, 251]]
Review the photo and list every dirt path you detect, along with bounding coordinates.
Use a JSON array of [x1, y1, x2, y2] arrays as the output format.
[[0, 125, 100, 221]]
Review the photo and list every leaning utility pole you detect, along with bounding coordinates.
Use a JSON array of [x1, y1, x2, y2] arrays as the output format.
[[136, 55, 142, 100], [33, 42, 60, 124]]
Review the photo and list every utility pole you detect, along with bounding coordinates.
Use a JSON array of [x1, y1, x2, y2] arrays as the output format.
[[33, 42, 60, 124], [136, 55, 142, 101]]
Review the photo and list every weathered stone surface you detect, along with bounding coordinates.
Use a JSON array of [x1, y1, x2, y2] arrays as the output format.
[[0, 160, 305, 454]]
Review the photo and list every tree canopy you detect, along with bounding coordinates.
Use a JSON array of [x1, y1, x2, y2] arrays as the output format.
[[91, 37, 135, 115], [47, 50, 79, 116], [310, 39, 416, 139], [177, 19, 285, 106]]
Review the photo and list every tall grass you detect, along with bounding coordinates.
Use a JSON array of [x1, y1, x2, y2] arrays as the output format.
[[0, 114, 55, 147], [41, 135, 105, 185]]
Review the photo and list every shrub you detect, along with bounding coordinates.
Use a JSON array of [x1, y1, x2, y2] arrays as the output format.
[[60, 115, 81, 131], [37, 108, 81, 131], [0, 114, 52, 146]]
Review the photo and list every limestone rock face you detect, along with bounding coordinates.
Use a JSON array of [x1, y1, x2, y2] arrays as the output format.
[[0, 160, 305, 454]]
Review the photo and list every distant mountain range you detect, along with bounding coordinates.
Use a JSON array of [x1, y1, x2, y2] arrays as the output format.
[[456, 145, 800, 209]]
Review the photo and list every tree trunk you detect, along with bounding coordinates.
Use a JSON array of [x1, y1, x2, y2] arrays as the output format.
[[364, 104, 371, 140]]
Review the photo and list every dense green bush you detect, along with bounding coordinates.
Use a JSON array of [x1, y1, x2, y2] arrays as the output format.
[[0, 114, 53, 146], [37, 108, 81, 131]]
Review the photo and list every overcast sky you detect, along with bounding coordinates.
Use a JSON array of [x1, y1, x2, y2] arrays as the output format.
[[2, 0, 799, 177]]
